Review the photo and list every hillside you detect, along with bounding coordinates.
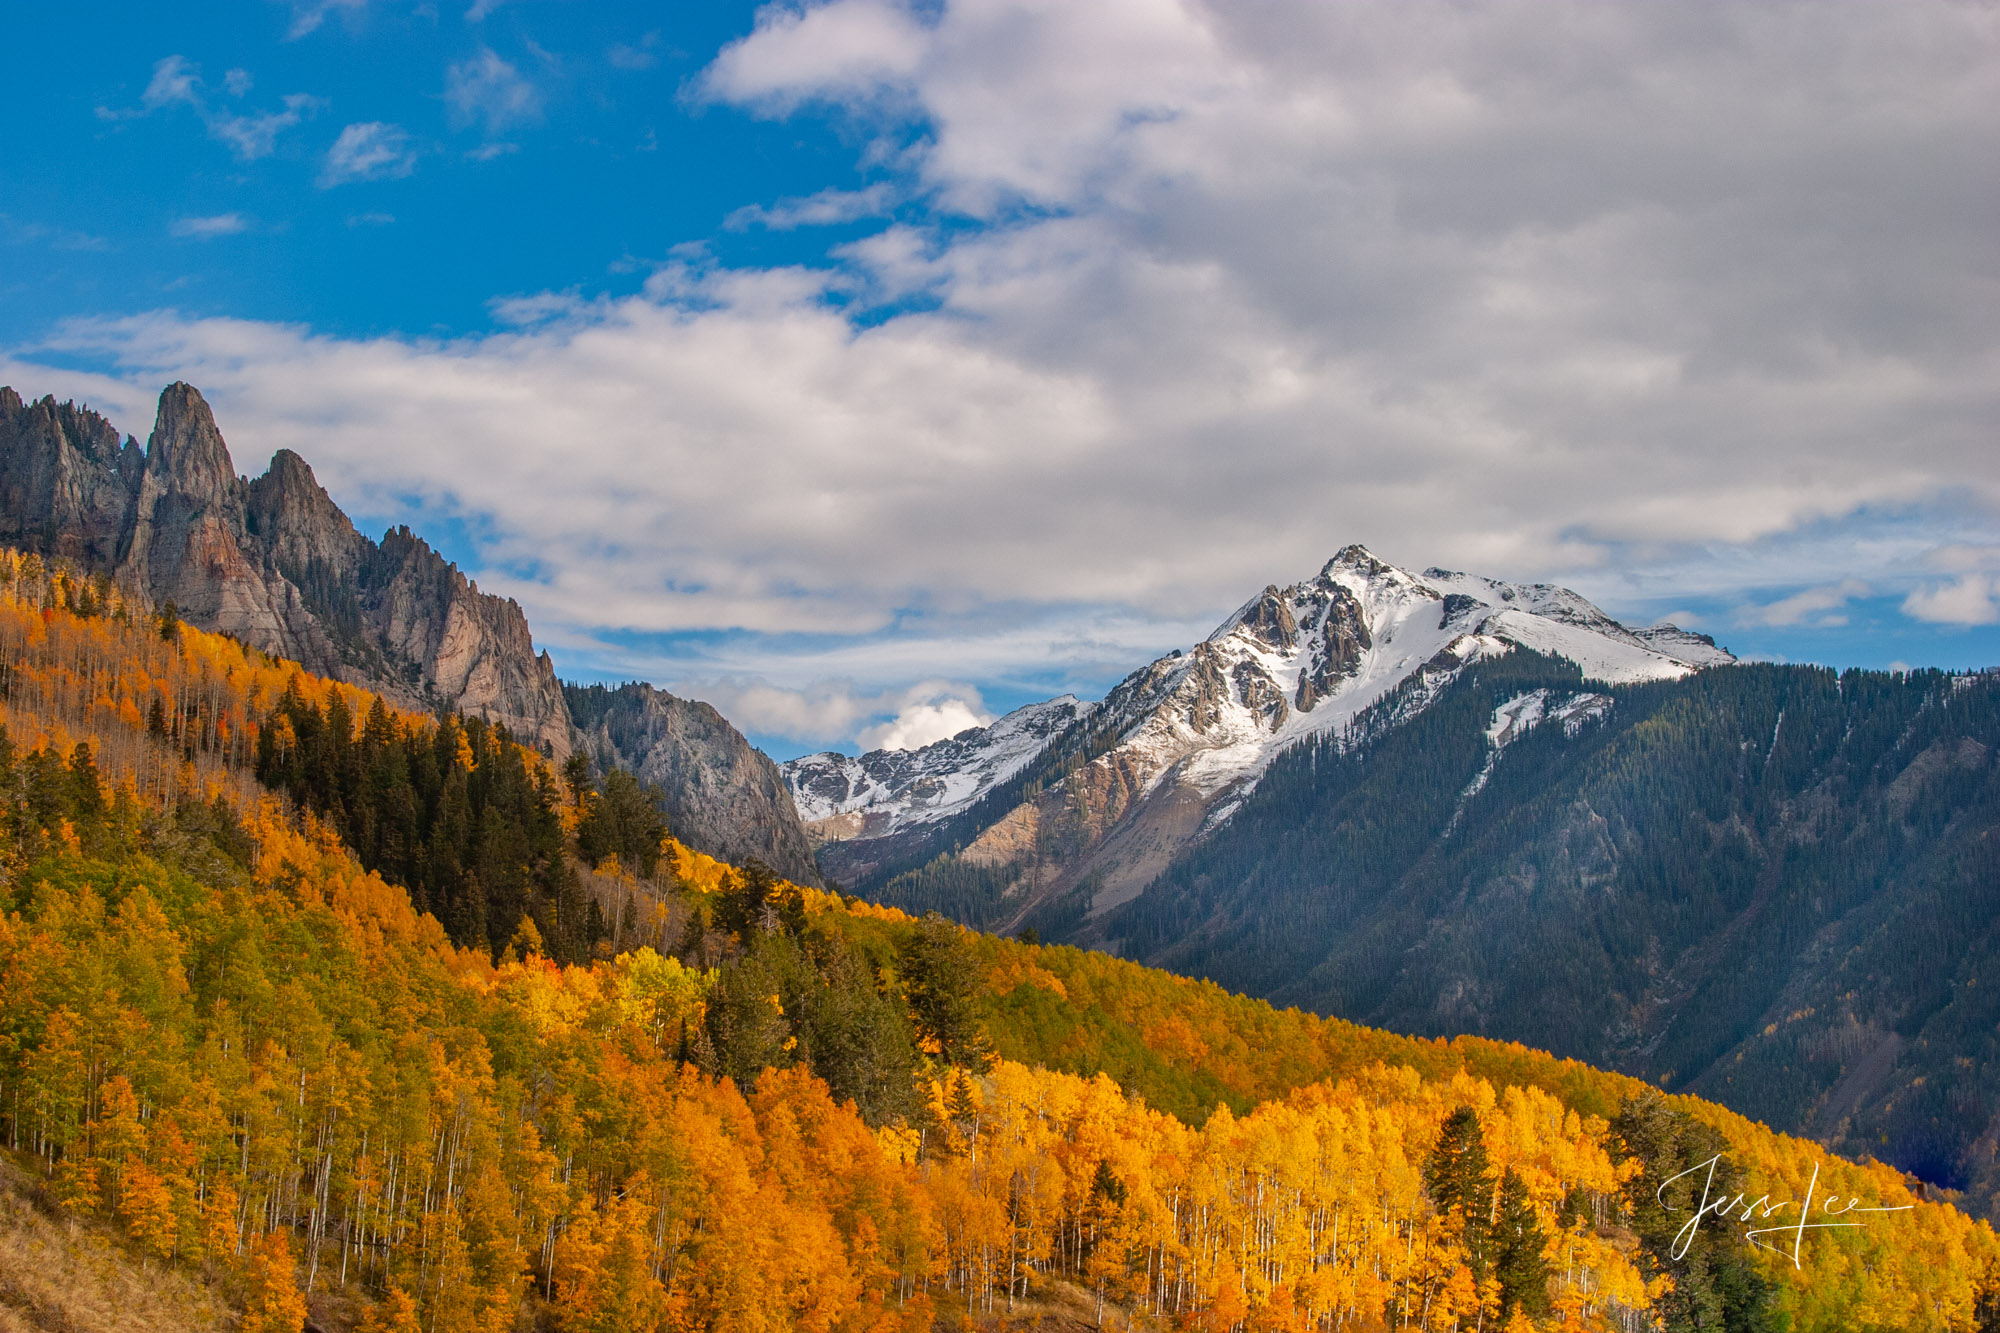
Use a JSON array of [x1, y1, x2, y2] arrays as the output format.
[[1088, 653, 2000, 1212], [0, 384, 821, 885], [0, 546, 1995, 1332]]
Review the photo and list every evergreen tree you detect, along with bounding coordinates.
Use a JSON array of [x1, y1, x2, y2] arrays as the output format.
[[1613, 1092, 1780, 1333], [900, 912, 995, 1072], [1426, 1105, 1494, 1278], [1490, 1167, 1551, 1321]]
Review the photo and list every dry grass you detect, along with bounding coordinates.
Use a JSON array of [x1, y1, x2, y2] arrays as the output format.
[[932, 1277, 1165, 1333], [0, 1153, 229, 1333]]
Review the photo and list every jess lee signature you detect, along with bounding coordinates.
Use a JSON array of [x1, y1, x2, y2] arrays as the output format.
[[1660, 1156, 1914, 1268]]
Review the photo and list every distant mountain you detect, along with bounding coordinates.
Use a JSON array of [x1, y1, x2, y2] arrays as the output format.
[[790, 543, 1730, 908], [0, 383, 818, 881], [786, 695, 1091, 842]]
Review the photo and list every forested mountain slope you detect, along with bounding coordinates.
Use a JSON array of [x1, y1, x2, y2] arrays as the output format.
[[3, 547, 1996, 1331], [1080, 652, 2000, 1212]]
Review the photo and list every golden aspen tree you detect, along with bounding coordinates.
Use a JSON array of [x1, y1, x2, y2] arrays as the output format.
[[239, 1230, 308, 1333], [118, 1158, 179, 1263], [358, 1288, 421, 1333]]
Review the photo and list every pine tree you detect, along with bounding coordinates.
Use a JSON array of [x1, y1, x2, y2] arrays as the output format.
[[1427, 1105, 1495, 1279], [1490, 1168, 1551, 1321], [900, 913, 995, 1072]]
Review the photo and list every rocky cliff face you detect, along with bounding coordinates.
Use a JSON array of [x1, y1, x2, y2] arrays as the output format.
[[1, 382, 823, 878], [566, 682, 822, 887], [0, 382, 573, 755]]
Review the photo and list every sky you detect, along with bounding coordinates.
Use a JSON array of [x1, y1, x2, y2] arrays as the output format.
[[2, 0, 1996, 760]]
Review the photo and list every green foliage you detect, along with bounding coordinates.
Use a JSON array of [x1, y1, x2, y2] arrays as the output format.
[[1426, 1105, 1494, 1279], [898, 913, 995, 1072], [698, 924, 921, 1127], [1491, 1168, 1551, 1321], [575, 767, 667, 877], [1613, 1092, 1780, 1333], [713, 857, 804, 941], [252, 680, 593, 962]]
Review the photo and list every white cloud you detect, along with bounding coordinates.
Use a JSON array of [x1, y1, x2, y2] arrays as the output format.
[[1903, 546, 2000, 625], [209, 94, 324, 159], [656, 676, 990, 751], [726, 184, 895, 231], [860, 692, 992, 751], [1736, 579, 1870, 628], [445, 48, 541, 135], [20, 1, 2000, 743], [121, 56, 321, 161], [703, 0, 929, 108], [319, 122, 417, 187], [1904, 577, 2000, 626], [170, 213, 249, 239], [281, 0, 369, 40]]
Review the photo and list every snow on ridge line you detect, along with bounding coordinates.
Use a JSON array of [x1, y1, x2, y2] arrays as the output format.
[[783, 695, 1090, 830], [785, 544, 1733, 841]]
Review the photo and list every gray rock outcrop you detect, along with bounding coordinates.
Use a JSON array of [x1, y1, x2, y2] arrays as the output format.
[[0, 380, 822, 878], [0, 382, 571, 754], [566, 681, 823, 886]]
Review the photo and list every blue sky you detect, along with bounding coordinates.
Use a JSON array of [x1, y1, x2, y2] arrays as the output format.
[[4, 1, 1996, 759]]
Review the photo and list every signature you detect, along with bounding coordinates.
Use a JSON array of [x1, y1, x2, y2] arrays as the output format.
[[1658, 1155, 1914, 1269]]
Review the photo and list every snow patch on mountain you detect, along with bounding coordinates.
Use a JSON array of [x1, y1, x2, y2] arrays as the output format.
[[1084, 546, 1723, 803], [783, 695, 1090, 836], [1453, 687, 1613, 829]]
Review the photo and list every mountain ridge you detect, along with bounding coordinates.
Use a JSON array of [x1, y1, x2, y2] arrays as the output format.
[[791, 542, 1731, 910], [0, 382, 821, 884]]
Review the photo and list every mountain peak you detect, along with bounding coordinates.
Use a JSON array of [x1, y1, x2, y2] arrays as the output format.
[[1322, 543, 1396, 579], [146, 381, 239, 499]]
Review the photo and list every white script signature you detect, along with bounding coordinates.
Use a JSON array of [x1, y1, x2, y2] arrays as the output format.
[[1659, 1155, 1914, 1269]]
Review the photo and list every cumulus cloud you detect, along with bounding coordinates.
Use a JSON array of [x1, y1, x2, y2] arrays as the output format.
[[1904, 546, 2000, 625], [110, 56, 321, 161], [170, 213, 249, 239], [319, 122, 417, 187], [703, 0, 929, 109], [21, 1, 2000, 743], [860, 692, 991, 751], [657, 676, 990, 753], [1736, 579, 1871, 628], [445, 48, 542, 136]]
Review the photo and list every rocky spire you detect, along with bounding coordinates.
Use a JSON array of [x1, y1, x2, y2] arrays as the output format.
[[143, 383, 241, 504]]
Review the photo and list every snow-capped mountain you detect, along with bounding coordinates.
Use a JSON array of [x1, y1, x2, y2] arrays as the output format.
[[791, 545, 1728, 874], [1087, 544, 1730, 802], [784, 695, 1091, 842]]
